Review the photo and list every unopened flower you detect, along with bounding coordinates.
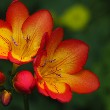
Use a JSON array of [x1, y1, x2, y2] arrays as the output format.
[[0, 0, 53, 64], [34, 28, 100, 102], [13, 70, 35, 94], [0, 72, 6, 86], [0, 90, 12, 106]]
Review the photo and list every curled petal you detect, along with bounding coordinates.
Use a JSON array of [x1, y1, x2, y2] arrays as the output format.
[[46, 28, 64, 59], [36, 81, 49, 96], [34, 68, 48, 96], [44, 82, 72, 103]]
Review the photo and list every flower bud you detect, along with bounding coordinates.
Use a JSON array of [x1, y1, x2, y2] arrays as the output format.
[[0, 72, 6, 86], [1, 90, 12, 106], [13, 70, 35, 94]]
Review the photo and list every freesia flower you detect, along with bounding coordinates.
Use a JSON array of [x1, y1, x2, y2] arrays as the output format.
[[0, 72, 6, 85], [0, 0, 53, 64], [13, 70, 35, 94], [34, 28, 100, 102]]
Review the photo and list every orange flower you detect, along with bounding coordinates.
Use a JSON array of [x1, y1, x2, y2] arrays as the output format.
[[0, 0, 53, 64], [34, 28, 100, 102]]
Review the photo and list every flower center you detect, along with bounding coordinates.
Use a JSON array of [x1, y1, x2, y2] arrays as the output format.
[[10, 35, 30, 46], [10, 35, 33, 61], [39, 59, 62, 83]]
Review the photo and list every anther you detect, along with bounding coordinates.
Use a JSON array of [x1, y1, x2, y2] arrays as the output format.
[[10, 36, 18, 46], [56, 73, 61, 77], [23, 35, 30, 43], [56, 67, 61, 71], [49, 59, 56, 63]]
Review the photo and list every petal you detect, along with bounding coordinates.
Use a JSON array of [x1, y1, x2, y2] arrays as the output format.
[[46, 28, 63, 59], [44, 82, 72, 102], [37, 32, 49, 55], [0, 20, 12, 59], [36, 81, 49, 96], [22, 9, 53, 37], [33, 50, 47, 67], [65, 70, 100, 93], [8, 52, 33, 65], [21, 10, 53, 58], [52, 39, 89, 74], [34, 68, 48, 96], [6, 1, 29, 44]]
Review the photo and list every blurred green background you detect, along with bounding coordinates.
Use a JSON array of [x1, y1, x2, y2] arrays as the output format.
[[0, 0, 110, 110]]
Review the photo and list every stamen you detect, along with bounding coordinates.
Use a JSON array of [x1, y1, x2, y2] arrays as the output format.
[[49, 59, 56, 63], [10, 36, 18, 46], [22, 35, 30, 43], [43, 67, 61, 78], [40, 59, 56, 67], [56, 73, 61, 77], [52, 83, 59, 93]]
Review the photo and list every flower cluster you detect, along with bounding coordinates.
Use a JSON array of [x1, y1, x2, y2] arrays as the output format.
[[0, 0, 100, 104]]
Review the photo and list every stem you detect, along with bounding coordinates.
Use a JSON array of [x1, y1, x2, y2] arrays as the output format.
[[23, 94, 29, 110], [11, 63, 19, 75]]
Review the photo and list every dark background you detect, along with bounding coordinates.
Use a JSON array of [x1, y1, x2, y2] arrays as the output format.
[[0, 0, 110, 110]]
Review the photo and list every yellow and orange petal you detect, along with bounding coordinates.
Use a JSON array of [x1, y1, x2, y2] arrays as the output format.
[[52, 39, 89, 74], [64, 70, 100, 93], [6, 1, 30, 63], [6, 1, 29, 44], [34, 67, 48, 96], [36, 80, 49, 96], [21, 10, 53, 59], [46, 28, 63, 59], [44, 82, 72, 102], [0, 20, 12, 59]]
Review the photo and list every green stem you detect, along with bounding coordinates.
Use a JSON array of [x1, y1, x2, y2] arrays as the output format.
[[11, 63, 19, 75], [23, 94, 29, 110]]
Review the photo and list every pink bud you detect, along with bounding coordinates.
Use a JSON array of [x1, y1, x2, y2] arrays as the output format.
[[0, 72, 6, 85], [13, 70, 35, 94], [1, 90, 12, 106]]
